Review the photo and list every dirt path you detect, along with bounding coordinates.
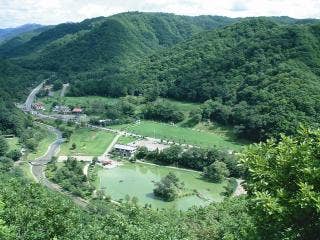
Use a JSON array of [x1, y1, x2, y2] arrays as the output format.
[[234, 179, 247, 196], [83, 163, 90, 176], [101, 133, 121, 157]]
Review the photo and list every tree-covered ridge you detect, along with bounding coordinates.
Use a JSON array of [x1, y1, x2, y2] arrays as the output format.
[[0, 12, 238, 74], [118, 18, 320, 140]]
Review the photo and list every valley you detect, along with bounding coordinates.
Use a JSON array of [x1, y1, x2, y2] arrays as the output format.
[[0, 10, 319, 240]]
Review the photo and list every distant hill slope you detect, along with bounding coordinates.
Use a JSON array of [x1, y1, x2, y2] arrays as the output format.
[[0, 24, 44, 43], [114, 19, 320, 140], [0, 12, 237, 72]]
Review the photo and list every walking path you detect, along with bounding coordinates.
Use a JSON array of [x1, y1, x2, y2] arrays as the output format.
[[60, 83, 69, 97], [234, 179, 247, 196]]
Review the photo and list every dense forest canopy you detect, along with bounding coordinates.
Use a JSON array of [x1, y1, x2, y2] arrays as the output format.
[[122, 19, 320, 141]]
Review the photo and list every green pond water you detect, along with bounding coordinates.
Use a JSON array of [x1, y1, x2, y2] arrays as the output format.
[[97, 162, 227, 210]]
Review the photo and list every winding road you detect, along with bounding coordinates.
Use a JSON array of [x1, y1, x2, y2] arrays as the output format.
[[25, 83, 88, 207]]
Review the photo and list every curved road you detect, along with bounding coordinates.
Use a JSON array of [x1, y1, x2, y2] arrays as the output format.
[[25, 83, 89, 207], [30, 125, 88, 207]]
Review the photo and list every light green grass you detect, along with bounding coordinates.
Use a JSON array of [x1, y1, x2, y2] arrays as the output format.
[[26, 130, 56, 161], [111, 121, 245, 151], [60, 128, 115, 156], [18, 162, 35, 181], [160, 98, 200, 114], [7, 137, 20, 151], [117, 135, 138, 144]]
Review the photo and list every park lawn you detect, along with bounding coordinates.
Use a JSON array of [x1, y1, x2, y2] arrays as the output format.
[[60, 128, 115, 156], [117, 135, 139, 144], [111, 121, 245, 151], [26, 130, 56, 161]]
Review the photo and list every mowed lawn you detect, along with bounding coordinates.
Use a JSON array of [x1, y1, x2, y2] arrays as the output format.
[[60, 128, 115, 156], [111, 121, 245, 151]]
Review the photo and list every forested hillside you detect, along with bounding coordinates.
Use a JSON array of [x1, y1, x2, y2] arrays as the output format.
[[1, 12, 236, 74], [1, 13, 320, 141], [112, 19, 320, 141]]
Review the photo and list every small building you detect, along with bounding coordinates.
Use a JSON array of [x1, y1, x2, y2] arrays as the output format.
[[72, 108, 83, 114], [113, 144, 137, 157], [32, 102, 45, 111]]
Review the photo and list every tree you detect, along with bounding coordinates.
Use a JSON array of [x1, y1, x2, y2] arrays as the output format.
[[6, 149, 22, 161], [241, 128, 320, 240], [153, 172, 183, 201], [71, 143, 76, 150], [0, 136, 8, 157], [203, 161, 229, 183], [0, 201, 15, 240]]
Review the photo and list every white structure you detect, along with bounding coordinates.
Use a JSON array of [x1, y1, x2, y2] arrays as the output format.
[[113, 144, 137, 157]]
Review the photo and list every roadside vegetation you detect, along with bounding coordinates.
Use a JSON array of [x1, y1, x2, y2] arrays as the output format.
[[46, 157, 94, 198]]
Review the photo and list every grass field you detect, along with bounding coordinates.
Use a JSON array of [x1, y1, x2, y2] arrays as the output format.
[[111, 121, 245, 151], [117, 135, 138, 144], [7, 137, 20, 151], [26, 130, 56, 161], [18, 162, 35, 181], [60, 128, 116, 156]]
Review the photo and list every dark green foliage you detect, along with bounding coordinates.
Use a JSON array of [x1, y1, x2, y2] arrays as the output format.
[[142, 101, 185, 123], [241, 128, 320, 239], [49, 157, 94, 198], [0, 136, 8, 156], [6, 149, 22, 161], [136, 145, 241, 176], [223, 177, 238, 197], [203, 161, 230, 183], [127, 19, 320, 141], [153, 172, 184, 201]]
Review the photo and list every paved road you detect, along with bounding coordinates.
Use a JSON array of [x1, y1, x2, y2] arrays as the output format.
[[24, 83, 88, 207], [30, 125, 88, 207], [25, 82, 44, 111]]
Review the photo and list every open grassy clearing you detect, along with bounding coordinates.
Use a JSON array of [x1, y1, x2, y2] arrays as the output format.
[[17, 162, 35, 181], [60, 128, 115, 156], [7, 137, 20, 151], [117, 135, 139, 144], [26, 129, 56, 161], [111, 120, 244, 151]]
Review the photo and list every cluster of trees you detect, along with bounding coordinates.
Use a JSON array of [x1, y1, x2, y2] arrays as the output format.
[[153, 172, 184, 201], [241, 128, 320, 239], [141, 101, 184, 123], [135, 145, 243, 180], [47, 157, 94, 198]]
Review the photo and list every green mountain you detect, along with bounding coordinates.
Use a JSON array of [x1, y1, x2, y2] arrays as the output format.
[[124, 19, 320, 140], [1, 12, 236, 73]]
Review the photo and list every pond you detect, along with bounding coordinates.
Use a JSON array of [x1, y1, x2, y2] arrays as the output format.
[[96, 162, 227, 210]]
